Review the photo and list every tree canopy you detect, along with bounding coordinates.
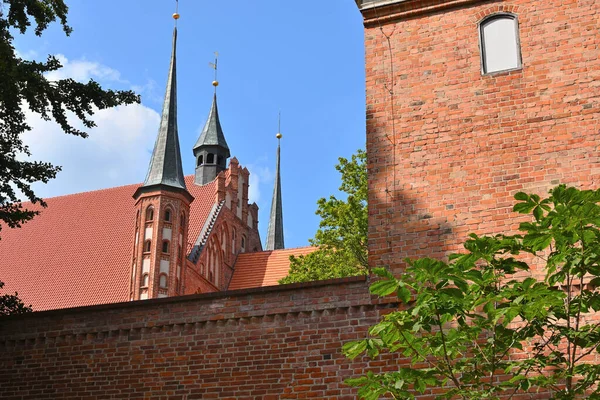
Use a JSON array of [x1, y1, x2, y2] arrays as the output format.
[[0, 0, 139, 236], [344, 185, 600, 399], [280, 149, 368, 284], [0, 0, 139, 315]]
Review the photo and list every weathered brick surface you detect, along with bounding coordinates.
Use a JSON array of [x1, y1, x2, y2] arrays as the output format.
[[0, 278, 401, 399], [365, 0, 600, 272]]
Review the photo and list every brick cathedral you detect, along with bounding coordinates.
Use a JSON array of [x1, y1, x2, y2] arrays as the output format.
[[1, 0, 599, 398], [0, 22, 313, 311]]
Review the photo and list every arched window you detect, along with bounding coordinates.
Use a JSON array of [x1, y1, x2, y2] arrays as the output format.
[[180, 213, 185, 227], [159, 274, 168, 288], [241, 235, 246, 253], [207, 153, 215, 164], [144, 240, 151, 253], [197, 155, 204, 166], [164, 208, 172, 222], [217, 155, 224, 166], [146, 206, 154, 222], [141, 273, 149, 287], [480, 14, 521, 74], [162, 240, 170, 254], [232, 228, 237, 254]]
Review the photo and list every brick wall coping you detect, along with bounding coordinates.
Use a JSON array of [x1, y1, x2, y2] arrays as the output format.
[[0, 275, 369, 321], [360, 0, 485, 26]]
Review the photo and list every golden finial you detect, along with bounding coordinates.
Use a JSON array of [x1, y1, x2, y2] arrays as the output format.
[[209, 52, 219, 90], [173, 0, 180, 21], [276, 111, 282, 139]]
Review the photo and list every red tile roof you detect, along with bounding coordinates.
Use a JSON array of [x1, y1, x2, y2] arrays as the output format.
[[228, 246, 317, 290], [0, 176, 216, 311]]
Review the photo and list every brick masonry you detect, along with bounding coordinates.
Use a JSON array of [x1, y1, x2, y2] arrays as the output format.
[[0, 277, 401, 399], [1, 1, 599, 398], [364, 0, 600, 273]]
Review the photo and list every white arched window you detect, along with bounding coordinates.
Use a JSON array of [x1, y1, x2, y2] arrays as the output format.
[[480, 14, 521, 74]]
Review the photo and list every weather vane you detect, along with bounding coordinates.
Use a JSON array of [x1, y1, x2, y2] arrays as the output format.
[[209, 52, 219, 91], [173, 0, 180, 25], [276, 111, 282, 140]]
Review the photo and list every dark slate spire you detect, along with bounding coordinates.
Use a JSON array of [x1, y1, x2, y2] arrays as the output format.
[[141, 27, 187, 192], [193, 92, 231, 186], [193, 94, 230, 157], [266, 134, 284, 251]]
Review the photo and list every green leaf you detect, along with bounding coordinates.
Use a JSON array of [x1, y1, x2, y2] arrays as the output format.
[[370, 279, 399, 296]]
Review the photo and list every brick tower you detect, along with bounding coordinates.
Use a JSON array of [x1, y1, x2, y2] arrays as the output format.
[[130, 26, 193, 300], [355, 0, 600, 273]]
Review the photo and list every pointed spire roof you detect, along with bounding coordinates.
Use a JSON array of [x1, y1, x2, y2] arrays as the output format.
[[193, 94, 231, 158], [141, 27, 187, 192], [266, 136, 284, 251]]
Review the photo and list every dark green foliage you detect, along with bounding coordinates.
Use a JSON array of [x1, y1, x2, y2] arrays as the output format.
[[280, 149, 367, 284], [0, 0, 139, 235], [344, 185, 600, 399], [0, 280, 31, 316]]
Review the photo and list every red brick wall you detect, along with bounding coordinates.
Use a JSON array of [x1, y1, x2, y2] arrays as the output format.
[[364, 0, 600, 273], [0, 277, 399, 399]]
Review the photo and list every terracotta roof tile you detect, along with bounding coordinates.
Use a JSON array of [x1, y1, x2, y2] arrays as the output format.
[[0, 175, 215, 311], [228, 246, 317, 290]]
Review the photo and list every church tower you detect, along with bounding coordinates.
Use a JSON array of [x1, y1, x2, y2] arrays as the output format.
[[266, 124, 284, 250], [193, 74, 231, 185], [130, 16, 193, 300]]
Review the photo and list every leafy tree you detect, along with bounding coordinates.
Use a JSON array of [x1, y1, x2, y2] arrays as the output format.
[[0, 280, 31, 316], [0, 1, 139, 315], [344, 185, 600, 399], [280, 149, 368, 284], [0, 0, 139, 236]]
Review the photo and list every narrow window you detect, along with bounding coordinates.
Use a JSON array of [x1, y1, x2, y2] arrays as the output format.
[[180, 213, 185, 226], [480, 14, 521, 74], [162, 240, 170, 254], [197, 155, 204, 166], [232, 228, 237, 254], [159, 274, 168, 288], [164, 209, 171, 222], [209, 271, 214, 282], [146, 206, 154, 222], [207, 153, 215, 164], [141, 273, 149, 287], [241, 235, 246, 253], [144, 240, 151, 253], [217, 155, 224, 167]]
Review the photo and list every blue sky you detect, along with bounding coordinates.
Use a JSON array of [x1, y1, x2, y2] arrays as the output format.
[[14, 0, 366, 248]]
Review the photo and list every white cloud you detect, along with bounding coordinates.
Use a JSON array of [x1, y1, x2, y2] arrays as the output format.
[[246, 163, 274, 205], [45, 54, 123, 83], [132, 79, 163, 105], [23, 104, 160, 198], [14, 53, 161, 198]]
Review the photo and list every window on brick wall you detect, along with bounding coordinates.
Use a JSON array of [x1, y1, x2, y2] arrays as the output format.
[[141, 273, 149, 287], [162, 240, 170, 254], [479, 14, 521, 74], [144, 240, 151, 253], [145, 206, 154, 222]]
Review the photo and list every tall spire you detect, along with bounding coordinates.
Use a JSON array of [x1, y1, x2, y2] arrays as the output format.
[[139, 26, 187, 192], [193, 54, 231, 186], [266, 116, 284, 251], [193, 94, 230, 156]]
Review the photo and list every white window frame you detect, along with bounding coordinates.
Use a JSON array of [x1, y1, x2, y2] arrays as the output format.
[[479, 13, 522, 75]]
